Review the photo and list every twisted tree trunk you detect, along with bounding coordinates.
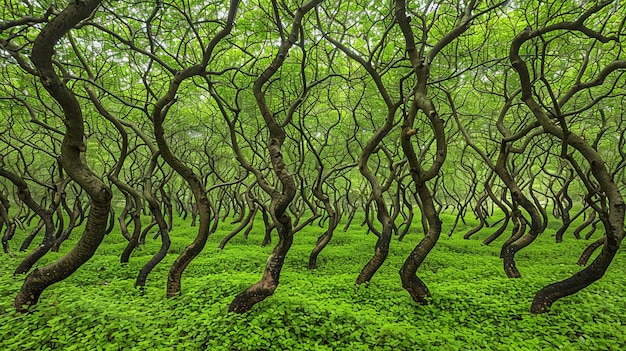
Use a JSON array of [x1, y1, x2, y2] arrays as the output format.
[[13, 0, 113, 312], [229, 0, 322, 313], [508, 12, 625, 312]]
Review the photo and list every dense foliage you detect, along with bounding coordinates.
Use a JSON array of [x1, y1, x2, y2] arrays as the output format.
[[1, 215, 625, 350], [0, 0, 624, 323]]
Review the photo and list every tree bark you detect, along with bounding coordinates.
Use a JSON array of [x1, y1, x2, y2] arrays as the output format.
[[136, 152, 171, 289], [148, 0, 239, 297], [508, 13, 625, 312], [229, 0, 321, 313], [14, 0, 112, 312], [0, 191, 15, 254]]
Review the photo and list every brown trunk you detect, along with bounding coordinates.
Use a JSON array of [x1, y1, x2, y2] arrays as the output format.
[[463, 194, 488, 239], [356, 219, 392, 284], [135, 152, 171, 289], [509, 19, 625, 313], [396, 103, 445, 302], [496, 145, 543, 278], [482, 217, 510, 246], [219, 204, 257, 249], [14, 0, 112, 312], [554, 176, 574, 242], [400, 184, 442, 303], [19, 220, 43, 252], [155, 128, 213, 297], [574, 209, 595, 239], [229, 221, 293, 313], [0, 170, 62, 275], [532, 242, 617, 314], [308, 210, 339, 270], [149, 1, 239, 297], [397, 203, 414, 241], [117, 193, 133, 241], [14, 180, 65, 275], [260, 206, 275, 247], [51, 197, 81, 252], [229, 0, 320, 312], [118, 184, 143, 264], [0, 193, 15, 254], [229, 139, 297, 312], [395, 0, 457, 302], [577, 236, 606, 267]]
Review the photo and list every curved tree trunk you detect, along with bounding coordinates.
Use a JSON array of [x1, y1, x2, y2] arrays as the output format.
[[229, 0, 321, 313], [116, 192, 133, 241], [399, 183, 442, 303], [19, 220, 43, 252], [256, 203, 275, 247], [554, 175, 574, 243], [482, 181, 511, 245], [463, 193, 488, 239], [0, 169, 62, 275], [14, 0, 112, 312], [51, 196, 81, 252], [117, 183, 143, 264], [394, 0, 496, 302], [574, 209, 596, 239], [219, 204, 257, 249], [154, 82, 215, 297], [120, 112, 173, 288], [308, 205, 339, 270], [397, 199, 415, 242], [583, 218, 600, 240], [577, 236, 606, 267], [13, 178, 68, 275], [147, 1, 239, 297], [508, 18, 625, 313], [306, 165, 351, 270], [0, 191, 16, 254], [497, 155, 543, 278], [85, 93, 144, 263], [136, 152, 171, 289]]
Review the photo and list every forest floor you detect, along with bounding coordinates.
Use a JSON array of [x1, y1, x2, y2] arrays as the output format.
[[1, 214, 625, 350]]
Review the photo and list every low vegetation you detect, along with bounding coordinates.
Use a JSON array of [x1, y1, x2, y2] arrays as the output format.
[[1, 214, 624, 350]]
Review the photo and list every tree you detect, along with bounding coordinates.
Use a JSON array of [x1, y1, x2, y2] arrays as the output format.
[[12, 0, 113, 311], [228, 0, 323, 313], [508, 0, 625, 313]]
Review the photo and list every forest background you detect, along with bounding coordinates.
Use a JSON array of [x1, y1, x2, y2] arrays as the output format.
[[1, 0, 625, 349]]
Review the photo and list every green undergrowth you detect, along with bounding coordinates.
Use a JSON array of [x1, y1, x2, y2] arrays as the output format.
[[0, 213, 624, 350]]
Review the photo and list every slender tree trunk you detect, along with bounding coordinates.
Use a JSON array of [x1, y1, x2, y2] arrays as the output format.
[[117, 183, 143, 264], [149, 1, 239, 297], [574, 210, 596, 239], [260, 205, 275, 247], [136, 153, 172, 289], [463, 194, 488, 239], [19, 220, 43, 252], [496, 150, 543, 278], [13, 179, 67, 275], [229, 0, 321, 312], [400, 183, 441, 303], [482, 182, 511, 245], [219, 204, 256, 249], [0, 192, 15, 254], [308, 208, 339, 270], [52, 197, 81, 252], [554, 177, 574, 242]]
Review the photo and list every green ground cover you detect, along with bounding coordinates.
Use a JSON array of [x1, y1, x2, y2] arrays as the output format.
[[1, 214, 624, 350]]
